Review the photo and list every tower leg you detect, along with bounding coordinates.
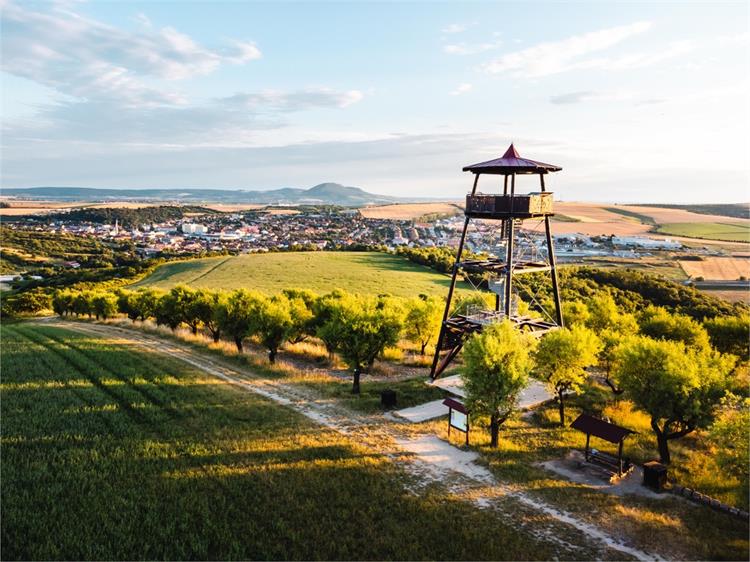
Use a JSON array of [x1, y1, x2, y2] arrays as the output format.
[[504, 174, 516, 317], [540, 173, 564, 328], [504, 219, 514, 316], [430, 174, 479, 379], [545, 214, 564, 327]]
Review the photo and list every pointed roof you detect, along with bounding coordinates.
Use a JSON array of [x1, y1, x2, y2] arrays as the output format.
[[463, 144, 562, 175]]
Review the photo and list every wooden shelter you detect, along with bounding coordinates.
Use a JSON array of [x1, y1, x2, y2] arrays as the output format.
[[430, 144, 564, 380], [571, 414, 635, 476]]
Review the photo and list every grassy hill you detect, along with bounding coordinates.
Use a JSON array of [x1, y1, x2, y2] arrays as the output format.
[[131, 251, 470, 297], [1, 323, 552, 560]]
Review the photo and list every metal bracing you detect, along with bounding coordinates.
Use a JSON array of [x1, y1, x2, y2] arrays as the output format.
[[429, 150, 565, 380]]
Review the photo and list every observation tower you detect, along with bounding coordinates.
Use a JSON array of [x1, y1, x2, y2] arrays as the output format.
[[429, 144, 564, 380]]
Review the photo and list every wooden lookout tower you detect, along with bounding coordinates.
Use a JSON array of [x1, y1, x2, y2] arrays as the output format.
[[429, 144, 565, 380]]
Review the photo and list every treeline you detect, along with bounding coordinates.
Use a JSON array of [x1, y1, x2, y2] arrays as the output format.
[[51, 286, 446, 390], [0, 226, 131, 268], [635, 203, 749, 220], [27, 205, 219, 228], [395, 244, 746, 320]]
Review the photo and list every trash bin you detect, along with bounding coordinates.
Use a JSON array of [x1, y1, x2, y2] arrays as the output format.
[[642, 461, 668, 491], [380, 389, 397, 409]]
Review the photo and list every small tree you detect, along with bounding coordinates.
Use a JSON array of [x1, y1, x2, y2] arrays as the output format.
[[313, 290, 349, 362], [534, 326, 601, 425], [154, 291, 182, 331], [334, 295, 403, 394], [462, 321, 535, 447], [709, 395, 750, 507], [614, 336, 734, 464], [91, 293, 118, 320], [132, 289, 161, 322], [404, 296, 442, 356], [562, 301, 590, 328], [249, 295, 293, 363], [216, 289, 259, 352], [52, 290, 75, 316], [704, 315, 750, 360], [586, 293, 638, 333], [282, 290, 316, 344], [639, 306, 711, 350]]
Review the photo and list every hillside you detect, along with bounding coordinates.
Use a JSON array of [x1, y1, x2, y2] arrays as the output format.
[[1, 183, 407, 206], [130, 251, 471, 297]]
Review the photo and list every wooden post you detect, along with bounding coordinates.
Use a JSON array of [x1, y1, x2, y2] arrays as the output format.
[[541, 174, 564, 327], [618, 440, 624, 476], [430, 174, 480, 378], [585, 433, 590, 461]]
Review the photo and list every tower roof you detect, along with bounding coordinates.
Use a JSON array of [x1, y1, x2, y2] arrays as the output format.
[[463, 144, 562, 175]]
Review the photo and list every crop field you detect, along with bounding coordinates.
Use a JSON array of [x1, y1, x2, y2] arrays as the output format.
[[359, 202, 462, 220], [678, 257, 750, 280], [1, 322, 562, 560], [656, 222, 750, 243], [131, 251, 470, 297]]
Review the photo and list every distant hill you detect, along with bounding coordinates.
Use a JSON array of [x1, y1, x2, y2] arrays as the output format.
[[0, 183, 408, 206]]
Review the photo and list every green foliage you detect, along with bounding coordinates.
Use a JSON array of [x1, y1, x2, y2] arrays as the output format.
[[1, 288, 52, 317], [613, 336, 735, 463], [249, 294, 295, 363], [561, 301, 590, 327], [709, 395, 750, 508], [639, 306, 711, 350], [216, 289, 262, 352], [327, 294, 404, 392], [704, 315, 750, 360], [404, 296, 442, 355], [585, 293, 639, 333], [534, 326, 601, 425], [91, 293, 118, 319], [40, 205, 217, 228], [462, 321, 535, 446]]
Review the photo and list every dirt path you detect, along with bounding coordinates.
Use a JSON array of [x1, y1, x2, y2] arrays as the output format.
[[41, 319, 662, 561]]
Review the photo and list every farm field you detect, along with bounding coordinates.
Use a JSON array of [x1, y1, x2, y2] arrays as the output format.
[[359, 202, 462, 219], [679, 257, 750, 280], [130, 251, 470, 297], [656, 222, 750, 243], [0, 322, 560, 560]]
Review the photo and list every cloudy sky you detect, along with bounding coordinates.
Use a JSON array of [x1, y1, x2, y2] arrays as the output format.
[[1, 0, 748, 202]]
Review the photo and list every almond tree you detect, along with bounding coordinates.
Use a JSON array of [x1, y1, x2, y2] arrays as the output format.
[[462, 321, 535, 447], [534, 326, 601, 426], [614, 336, 734, 464]]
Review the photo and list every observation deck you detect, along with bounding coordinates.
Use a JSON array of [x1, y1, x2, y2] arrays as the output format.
[[465, 192, 553, 220]]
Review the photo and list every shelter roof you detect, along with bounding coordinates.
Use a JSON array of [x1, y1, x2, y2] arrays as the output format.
[[463, 144, 562, 175], [570, 414, 635, 444]]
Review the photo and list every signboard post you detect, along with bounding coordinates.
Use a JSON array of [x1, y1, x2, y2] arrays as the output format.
[[443, 397, 469, 446]]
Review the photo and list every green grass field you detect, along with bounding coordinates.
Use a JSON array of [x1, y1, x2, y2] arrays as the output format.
[[131, 251, 470, 297], [655, 222, 750, 243], [1, 322, 558, 560]]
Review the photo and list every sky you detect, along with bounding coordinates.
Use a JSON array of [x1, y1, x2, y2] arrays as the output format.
[[1, 0, 749, 203]]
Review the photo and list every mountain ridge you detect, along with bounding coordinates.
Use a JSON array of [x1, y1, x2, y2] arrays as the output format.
[[0, 183, 421, 206]]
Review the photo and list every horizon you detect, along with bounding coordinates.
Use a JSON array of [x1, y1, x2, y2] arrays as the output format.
[[1, 1, 749, 204], [2, 184, 749, 206]]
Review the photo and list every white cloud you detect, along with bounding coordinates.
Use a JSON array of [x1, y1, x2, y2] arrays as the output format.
[[480, 21, 654, 77], [442, 23, 470, 34], [223, 89, 364, 111], [549, 91, 635, 104], [450, 83, 473, 96], [0, 1, 262, 105], [444, 40, 503, 55]]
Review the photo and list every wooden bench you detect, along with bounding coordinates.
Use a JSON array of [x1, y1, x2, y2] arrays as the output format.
[[589, 449, 631, 474]]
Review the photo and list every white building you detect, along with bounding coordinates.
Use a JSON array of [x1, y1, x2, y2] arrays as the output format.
[[181, 223, 208, 235]]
